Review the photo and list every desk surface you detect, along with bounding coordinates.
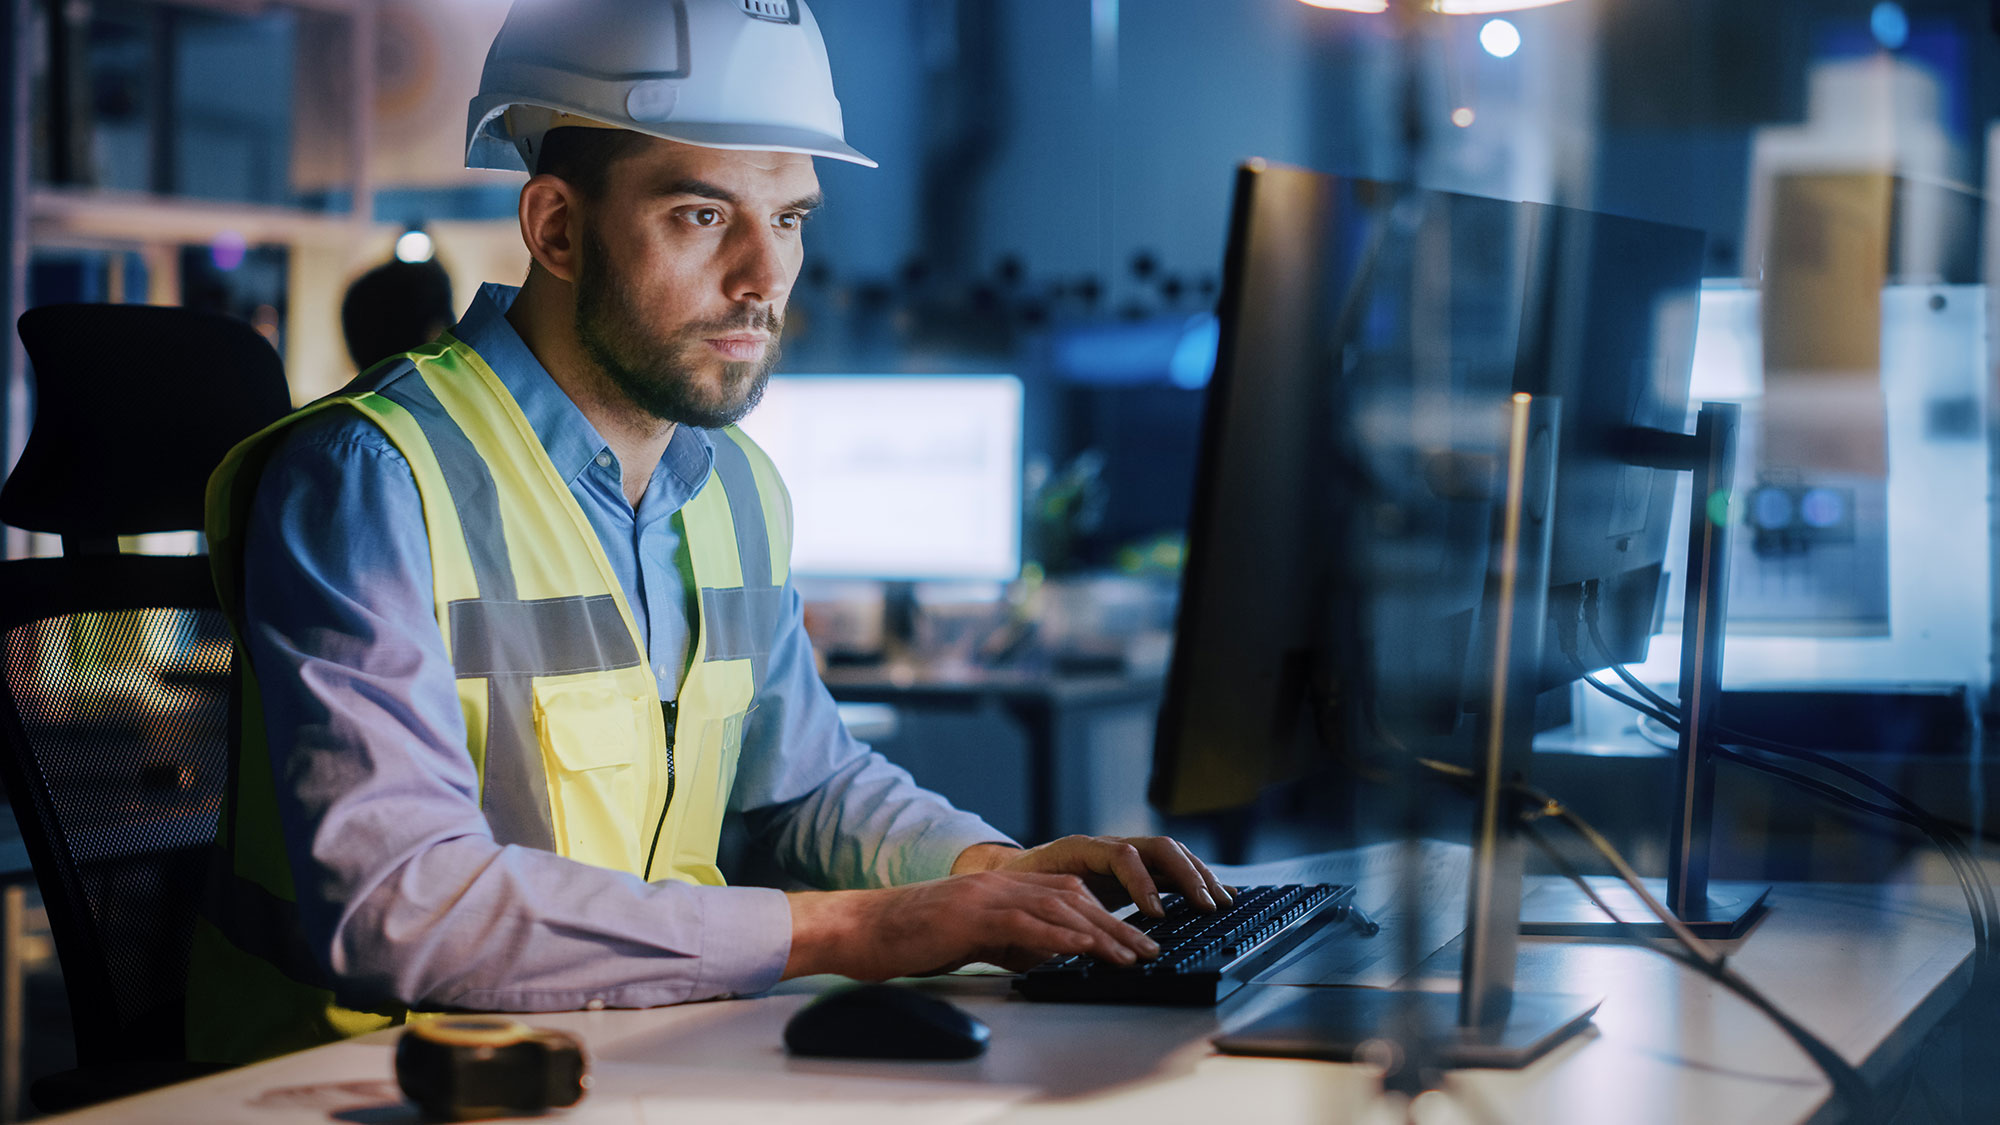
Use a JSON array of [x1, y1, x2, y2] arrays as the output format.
[[53, 881, 1972, 1125]]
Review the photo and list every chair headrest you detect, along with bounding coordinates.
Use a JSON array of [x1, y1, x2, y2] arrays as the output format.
[[4, 304, 293, 537]]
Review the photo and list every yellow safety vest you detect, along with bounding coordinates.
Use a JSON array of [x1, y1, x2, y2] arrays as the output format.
[[185, 333, 790, 1064]]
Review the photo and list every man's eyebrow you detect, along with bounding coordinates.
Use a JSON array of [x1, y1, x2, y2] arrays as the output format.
[[652, 179, 825, 215], [653, 178, 742, 206]]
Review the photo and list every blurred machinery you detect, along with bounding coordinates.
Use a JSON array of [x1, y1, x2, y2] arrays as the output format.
[[1638, 283, 1990, 697]]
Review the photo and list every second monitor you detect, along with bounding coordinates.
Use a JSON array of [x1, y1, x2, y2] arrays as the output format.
[[740, 375, 1024, 583]]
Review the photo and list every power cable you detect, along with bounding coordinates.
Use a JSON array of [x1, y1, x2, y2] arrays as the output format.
[[1574, 587, 1997, 961], [1576, 596, 2000, 964], [1578, 667, 1994, 960], [1510, 782, 1877, 1121], [1412, 757, 1876, 1119]]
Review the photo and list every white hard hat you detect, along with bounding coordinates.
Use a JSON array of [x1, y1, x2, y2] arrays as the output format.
[[467, 0, 876, 174]]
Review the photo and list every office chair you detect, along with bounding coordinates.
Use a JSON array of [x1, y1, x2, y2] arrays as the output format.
[[0, 304, 290, 1110]]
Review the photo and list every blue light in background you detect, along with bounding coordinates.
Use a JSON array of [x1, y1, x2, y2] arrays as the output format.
[[1871, 2, 1909, 50], [1051, 313, 1218, 388], [1801, 488, 1846, 529], [1752, 488, 1794, 531], [1170, 314, 1220, 388]]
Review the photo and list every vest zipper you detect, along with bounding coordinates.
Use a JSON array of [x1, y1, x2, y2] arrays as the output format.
[[642, 700, 679, 881]]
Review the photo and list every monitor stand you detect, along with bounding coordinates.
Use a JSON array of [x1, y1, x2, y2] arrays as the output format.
[[1217, 395, 1598, 1069], [1214, 989, 1601, 1070], [1520, 401, 1769, 940]]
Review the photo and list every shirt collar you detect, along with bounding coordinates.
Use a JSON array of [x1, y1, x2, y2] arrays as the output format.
[[451, 282, 717, 500]]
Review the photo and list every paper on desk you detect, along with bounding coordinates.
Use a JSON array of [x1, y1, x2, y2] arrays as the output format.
[[1210, 839, 1471, 988]]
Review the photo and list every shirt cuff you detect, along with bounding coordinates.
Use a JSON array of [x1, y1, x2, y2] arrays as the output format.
[[685, 883, 793, 999], [903, 817, 1020, 885]]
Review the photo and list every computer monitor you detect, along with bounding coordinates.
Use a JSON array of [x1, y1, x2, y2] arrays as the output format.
[[1517, 205, 1704, 685], [1150, 171, 1535, 818], [1149, 162, 1709, 1066], [738, 375, 1024, 582], [1151, 172, 1704, 818], [1153, 161, 1609, 1064]]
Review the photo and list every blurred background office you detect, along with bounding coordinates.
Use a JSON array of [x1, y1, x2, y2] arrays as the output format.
[[5, 0, 2000, 1115]]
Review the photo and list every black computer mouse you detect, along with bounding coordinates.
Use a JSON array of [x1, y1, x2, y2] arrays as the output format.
[[783, 983, 991, 1060]]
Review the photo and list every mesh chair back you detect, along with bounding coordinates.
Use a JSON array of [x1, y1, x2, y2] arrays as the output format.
[[0, 556, 230, 1066], [0, 302, 289, 1080]]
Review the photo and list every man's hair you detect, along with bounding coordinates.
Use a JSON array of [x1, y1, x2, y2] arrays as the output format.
[[534, 126, 653, 199], [341, 259, 454, 371]]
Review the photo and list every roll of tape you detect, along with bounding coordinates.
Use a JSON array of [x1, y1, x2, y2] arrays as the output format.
[[395, 1017, 589, 1121]]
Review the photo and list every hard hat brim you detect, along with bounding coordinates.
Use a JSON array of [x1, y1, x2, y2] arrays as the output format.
[[467, 103, 877, 173], [644, 121, 877, 169]]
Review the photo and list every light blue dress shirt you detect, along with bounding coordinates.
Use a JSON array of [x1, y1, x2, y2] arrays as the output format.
[[240, 283, 1009, 1012]]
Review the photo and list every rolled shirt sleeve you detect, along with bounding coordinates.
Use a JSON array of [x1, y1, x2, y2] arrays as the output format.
[[243, 414, 794, 1012]]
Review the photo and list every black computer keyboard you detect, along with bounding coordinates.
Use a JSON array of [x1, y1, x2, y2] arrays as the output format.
[[1014, 883, 1357, 1005]]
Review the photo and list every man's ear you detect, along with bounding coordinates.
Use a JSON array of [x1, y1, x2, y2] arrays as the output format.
[[519, 174, 582, 284]]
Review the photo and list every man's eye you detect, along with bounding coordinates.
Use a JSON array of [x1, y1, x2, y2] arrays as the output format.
[[777, 211, 807, 230], [685, 207, 724, 227]]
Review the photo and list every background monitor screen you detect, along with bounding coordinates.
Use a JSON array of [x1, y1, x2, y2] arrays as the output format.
[[739, 375, 1024, 582]]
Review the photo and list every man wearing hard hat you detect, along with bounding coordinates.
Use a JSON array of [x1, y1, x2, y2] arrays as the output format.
[[188, 0, 1229, 1063]]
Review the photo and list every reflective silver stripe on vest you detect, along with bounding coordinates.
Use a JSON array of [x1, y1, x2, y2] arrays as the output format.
[[449, 595, 642, 677], [702, 431, 781, 688], [699, 586, 786, 689], [369, 374, 517, 598], [370, 376, 565, 855], [707, 432, 772, 588]]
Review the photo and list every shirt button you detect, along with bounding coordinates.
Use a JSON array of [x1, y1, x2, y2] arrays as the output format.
[[585, 998, 605, 1011], [596, 452, 613, 469]]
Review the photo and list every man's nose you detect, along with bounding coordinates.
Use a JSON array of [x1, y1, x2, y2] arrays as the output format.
[[724, 224, 795, 307]]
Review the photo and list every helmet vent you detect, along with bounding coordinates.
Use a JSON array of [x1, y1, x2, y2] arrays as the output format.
[[738, 0, 799, 24]]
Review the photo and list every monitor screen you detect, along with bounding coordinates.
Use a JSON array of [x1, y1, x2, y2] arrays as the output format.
[[739, 375, 1024, 582], [1149, 169, 1533, 816]]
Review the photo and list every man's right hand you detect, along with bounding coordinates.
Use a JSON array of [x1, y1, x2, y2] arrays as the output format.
[[783, 871, 1161, 980]]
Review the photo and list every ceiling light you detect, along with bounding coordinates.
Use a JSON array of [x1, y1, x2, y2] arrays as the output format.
[[395, 229, 436, 264], [1478, 18, 1521, 57]]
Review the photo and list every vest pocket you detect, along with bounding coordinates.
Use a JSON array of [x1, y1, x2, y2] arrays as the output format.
[[532, 678, 654, 874], [669, 708, 749, 885]]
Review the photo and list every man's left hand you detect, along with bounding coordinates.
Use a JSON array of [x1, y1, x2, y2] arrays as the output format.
[[953, 836, 1233, 918]]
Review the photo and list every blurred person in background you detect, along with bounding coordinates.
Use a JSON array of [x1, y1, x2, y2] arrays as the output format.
[[340, 258, 455, 373]]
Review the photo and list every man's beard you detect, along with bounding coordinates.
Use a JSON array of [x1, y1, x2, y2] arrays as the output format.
[[573, 226, 781, 429]]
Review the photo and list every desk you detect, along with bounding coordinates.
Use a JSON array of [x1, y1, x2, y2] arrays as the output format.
[[45, 881, 1974, 1124]]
